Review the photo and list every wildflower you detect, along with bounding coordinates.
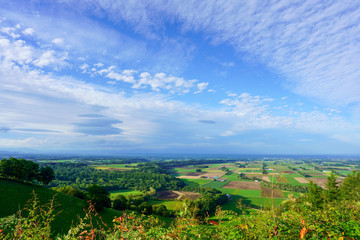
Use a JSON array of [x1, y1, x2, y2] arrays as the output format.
[[209, 220, 218, 225], [300, 227, 308, 239], [273, 225, 278, 236], [113, 216, 124, 222], [0, 229, 3, 233]]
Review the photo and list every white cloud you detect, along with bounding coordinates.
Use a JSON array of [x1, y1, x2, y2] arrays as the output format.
[[0, 38, 33, 64], [33, 50, 57, 67], [52, 38, 64, 45], [220, 131, 235, 137], [194, 82, 208, 94], [22, 28, 35, 35], [95, 66, 207, 94], [70, 1, 360, 106], [0, 137, 50, 147]]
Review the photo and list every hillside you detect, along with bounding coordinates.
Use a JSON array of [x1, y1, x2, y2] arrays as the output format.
[[0, 179, 121, 236]]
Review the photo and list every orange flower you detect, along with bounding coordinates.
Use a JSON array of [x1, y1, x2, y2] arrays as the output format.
[[209, 220, 218, 225], [0, 229, 3, 234], [113, 216, 124, 222], [300, 227, 308, 239], [128, 216, 135, 220], [301, 219, 306, 225], [79, 230, 88, 235]]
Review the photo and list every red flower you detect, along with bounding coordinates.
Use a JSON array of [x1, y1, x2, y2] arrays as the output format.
[[209, 220, 218, 225]]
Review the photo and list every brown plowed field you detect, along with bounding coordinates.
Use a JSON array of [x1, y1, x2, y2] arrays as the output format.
[[262, 176, 270, 182], [223, 181, 261, 190], [276, 176, 290, 183], [173, 191, 202, 200], [261, 187, 284, 198], [294, 177, 309, 184], [178, 172, 224, 179], [186, 172, 204, 176], [157, 191, 201, 200], [308, 178, 342, 188], [157, 191, 179, 200]]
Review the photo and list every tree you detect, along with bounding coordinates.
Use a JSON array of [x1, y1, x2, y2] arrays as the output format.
[[37, 166, 55, 185], [138, 202, 152, 215], [340, 171, 360, 201], [324, 170, 339, 202], [304, 181, 323, 208], [154, 204, 169, 217], [86, 184, 111, 212], [0, 158, 43, 183], [113, 194, 128, 211]]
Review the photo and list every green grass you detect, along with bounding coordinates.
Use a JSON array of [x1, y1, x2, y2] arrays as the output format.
[[224, 172, 242, 181], [282, 191, 302, 198], [171, 168, 198, 173], [110, 189, 143, 199], [202, 180, 230, 189], [148, 200, 182, 211], [221, 195, 285, 213], [181, 178, 211, 187], [92, 164, 135, 170], [337, 170, 354, 176], [219, 188, 261, 197], [284, 173, 308, 186], [0, 179, 122, 237]]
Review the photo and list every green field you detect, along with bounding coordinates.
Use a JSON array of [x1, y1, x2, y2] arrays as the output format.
[[284, 173, 308, 185], [283, 191, 302, 198], [219, 188, 261, 197], [92, 164, 136, 170], [110, 189, 143, 199], [148, 200, 182, 211], [171, 167, 198, 173], [202, 180, 230, 189], [221, 195, 285, 213], [181, 178, 211, 187], [223, 172, 242, 181], [0, 179, 121, 237]]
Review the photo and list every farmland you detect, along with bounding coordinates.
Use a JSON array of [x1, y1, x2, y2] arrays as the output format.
[[19, 156, 360, 219]]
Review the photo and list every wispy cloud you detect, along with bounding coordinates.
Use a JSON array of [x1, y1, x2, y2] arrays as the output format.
[[1, 1, 360, 153], [90, 65, 208, 94], [70, 1, 360, 107]]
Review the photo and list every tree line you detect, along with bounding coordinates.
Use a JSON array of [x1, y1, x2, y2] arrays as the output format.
[[45, 162, 185, 191], [0, 158, 54, 185]]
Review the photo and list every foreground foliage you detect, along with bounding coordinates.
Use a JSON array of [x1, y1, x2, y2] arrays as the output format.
[[1, 168, 360, 239], [1, 193, 359, 239]]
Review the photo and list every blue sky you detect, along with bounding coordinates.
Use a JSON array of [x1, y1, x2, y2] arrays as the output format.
[[1, 0, 360, 154]]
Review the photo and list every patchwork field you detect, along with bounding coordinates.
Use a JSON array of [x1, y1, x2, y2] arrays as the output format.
[[170, 160, 358, 210]]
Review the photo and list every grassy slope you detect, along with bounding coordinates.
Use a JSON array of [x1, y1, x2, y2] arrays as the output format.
[[0, 179, 121, 236]]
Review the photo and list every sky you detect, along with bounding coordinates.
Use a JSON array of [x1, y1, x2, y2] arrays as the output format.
[[1, 0, 360, 155]]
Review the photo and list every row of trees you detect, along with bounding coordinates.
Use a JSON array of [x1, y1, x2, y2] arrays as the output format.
[[0, 158, 54, 185]]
